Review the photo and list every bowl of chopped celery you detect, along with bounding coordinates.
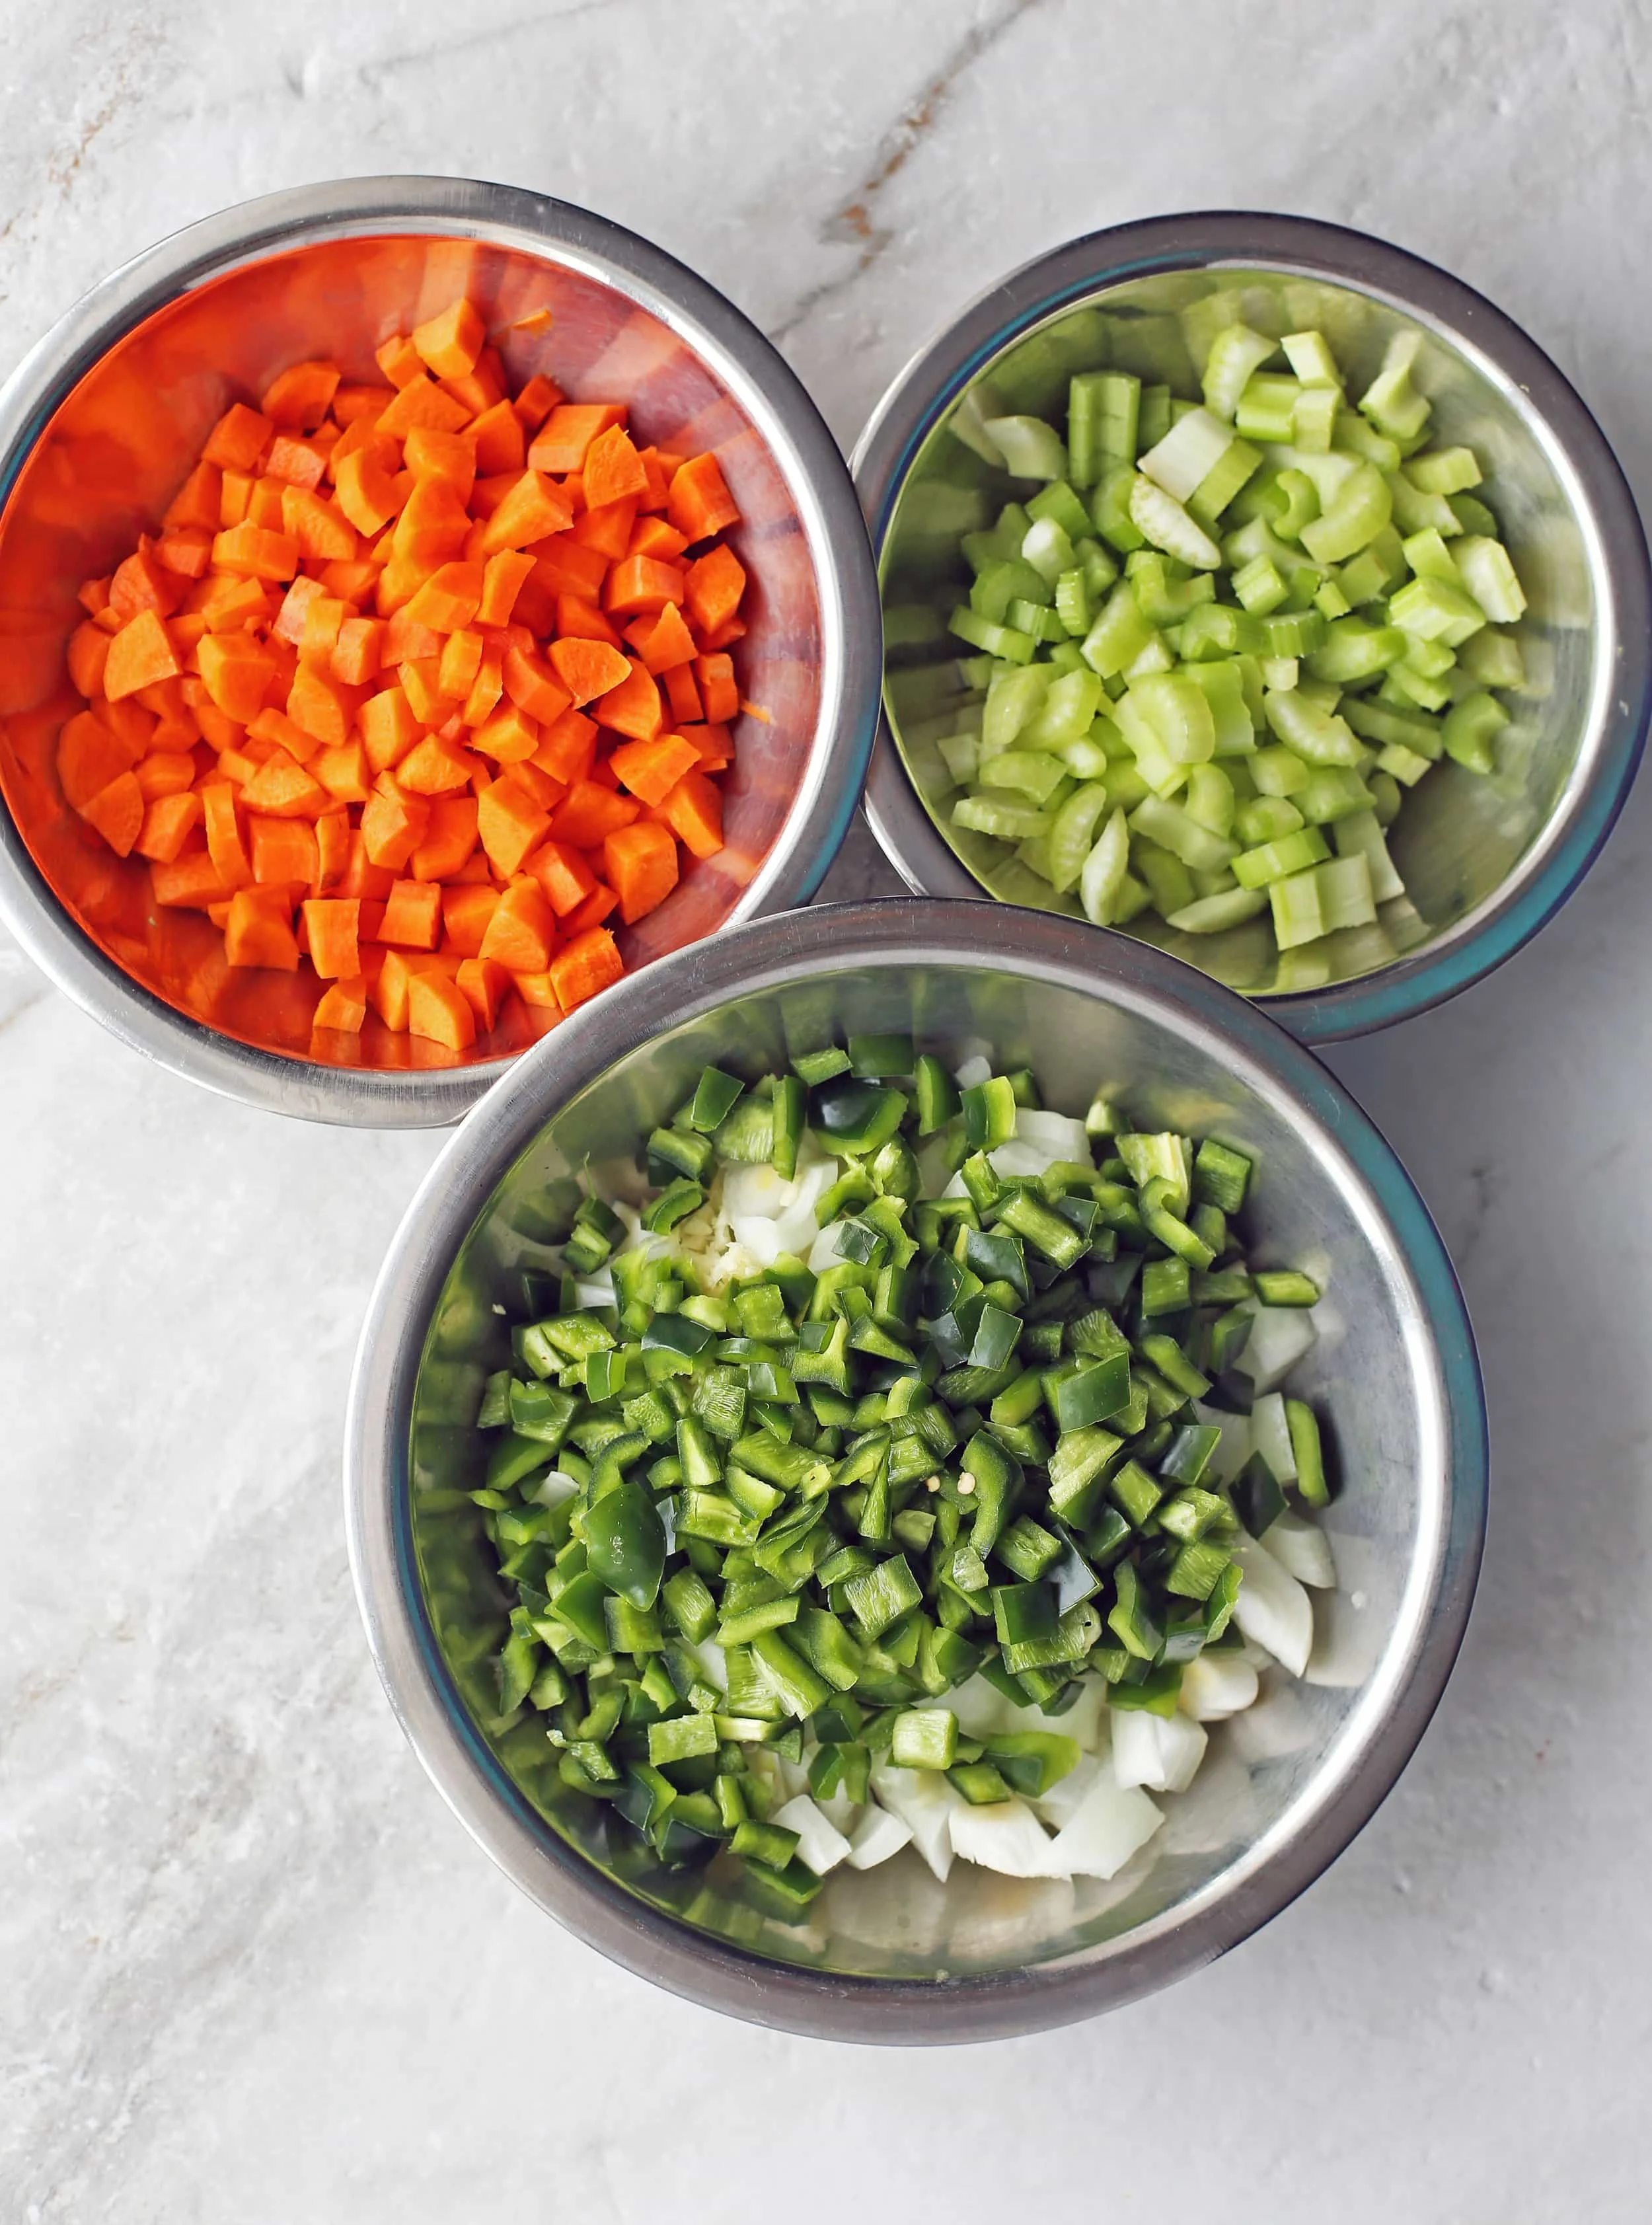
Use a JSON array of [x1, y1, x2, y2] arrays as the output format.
[[856, 213, 1650, 1041], [346, 899, 1485, 2040]]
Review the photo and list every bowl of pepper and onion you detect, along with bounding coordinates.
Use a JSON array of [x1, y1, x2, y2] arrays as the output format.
[[345, 899, 1485, 2041], [855, 212, 1650, 1042]]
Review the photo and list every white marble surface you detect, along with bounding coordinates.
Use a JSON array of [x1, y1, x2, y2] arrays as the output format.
[[5, 3, 1652, 2216]]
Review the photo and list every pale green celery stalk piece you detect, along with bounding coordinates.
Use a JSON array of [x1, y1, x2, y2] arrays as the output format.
[[1269, 469, 1320, 541], [1294, 674, 1341, 714], [1020, 668, 1103, 749], [983, 414, 1068, 480], [1393, 630, 1457, 679], [1185, 762, 1235, 835], [1059, 734, 1113, 780], [948, 386, 1007, 465], [1263, 688, 1363, 767], [1388, 576, 1487, 646], [1202, 324, 1279, 420], [1235, 375, 1302, 444], [1080, 581, 1154, 679], [1269, 866, 1326, 948], [1458, 626, 1525, 690], [1306, 618, 1406, 686], [936, 732, 979, 786], [1133, 839, 1197, 917], [1280, 330, 1342, 388], [952, 796, 1053, 840], [1359, 332, 1432, 441], [1113, 694, 1191, 797], [1333, 413, 1402, 471], [1068, 371, 1141, 484], [981, 665, 1052, 757], [1401, 527, 1462, 584], [1111, 870, 1154, 924], [977, 750, 1070, 803], [1297, 462, 1393, 564], [1232, 554, 1289, 615], [1332, 808, 1406, 901], [1376, 740, 1433, 786], [1452, 537, 1527, 624], [1289, 387, 1339, 453], [1442, 689, 1510, 774], [1138, 407, 1234, 502], [948, 606, 1036, 662], [1184, 660, 1257, 755], [1131, 671, 1217, 763], [1406, 444, 1482, 496], [1263, 445, 1358, 509], [1047, 782, 1112, 893], [1166, 886, 1269, 934], [1079, 806, 1131, 924], [1187, 437, 1262, 529], [1386, 472, 1460, 538], [1128, 476, 1223, 570], [1128, 793, 1240, 872], [1315, 850, 1376, 930], [1231, 826, 1331, 889], [1236, 794, 1304, 845], [1250, 744, 1312, 797], [1259, 656, 1299, 692], [1022, 517, 1075, 584], [1123, 632, 1176, 681]]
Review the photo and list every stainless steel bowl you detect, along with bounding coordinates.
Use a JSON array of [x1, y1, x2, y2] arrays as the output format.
[[0, 177, 881, 1123], [854, 213, 1651, 1043], [345, 899, 1486, 2041]]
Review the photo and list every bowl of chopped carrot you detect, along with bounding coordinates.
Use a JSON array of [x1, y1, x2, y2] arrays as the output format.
[[0, 178, 880, 1121]]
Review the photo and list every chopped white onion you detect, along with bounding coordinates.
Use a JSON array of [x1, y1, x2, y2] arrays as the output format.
[[1191, 1402, 1252, 1486], [954, 1053, 994, 1090], [845, 1803, 912, 1870], [1032, 1752, 1105, 1831], [574, 1271, 615, 1308], [1231, 1533, 1314, 1677], [948, 1797, 1058, 1878], [522, 1470, 579, 1509], [1179, 1651, 1260, 1721], [1263, 1508, 1337, 1589], [1249, 1390, 1296, 1482], [1237, 1304, 1318, 1394], [772, 1794, 852, 1876], [870, 1764, 959, 1882], [1044, 1772, 1162, 1879], [1111, 1710, 1208, 1793], [1008, 1106, 1093, 1166]]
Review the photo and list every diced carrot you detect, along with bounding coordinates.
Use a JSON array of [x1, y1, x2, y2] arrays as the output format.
[[202, 575, 273, 634], [502, 642, 572, 726], [478, 876, 555, 971], [154, 527, 214, 580], [404, 559, 483, 632], [663, 662, 703, 725], [629, 603, 698, 679], [371, 946, 414, 1030], [58, 710, 139, 810], [604, 818, 679, 924], [669, 452, 740, 544], [212, 523, 299, 581], [103, 609, 181, 702], [247, 815, 321, 889], [595, 658, 664, 743], [265, 434, 328, 490], [133, 790, 203, 863], [684, 544, 746, 636], [408, 793, 479, 882], [525, 838, 598, 916], [532, 534, 608, 599], [298, 594, 348, 666], [437, 628, 484, 700], [508, 969, 561, 1013], [571, 498, 637, 562], [247, 477, 289, 531], [331, 615, 385, 687], [359, 782, 431, 871], [695, 615, 747, 655], [407, 967, 476, 1051], [683, 722, 733, 771], [549, 778, 640, 848], [549, 924, 624, 1012], [455, 956, 511, 1030], [511, 372, 563, 432], [301, 896, 361, 977], [695, 650, 739, 722], [313, 973, 368, 1031], [555, 594, 623, 649], [66, 622, 113, 700], [463, 646, 506, 729], [476, 549, 534, 628], [605, 553, 687, 618], [76, 772, 143, 856], [528, 403, 626, 475], [412, 299, 485, 381], [478, 471, 575, 555], [133, 751, 196, 802], [533, 706, 599, 786], [399, 663, 451, 737], [393, 477, 472, 568], [377, 375, 472, 440], [562, 882, 619, 937], [608, 732, 700, 809], [315, 808, 352, 891], [383, 607, 445, 665], [581, 423, 650, 511], [396, 735, 476, 796], [501, 759, 563, 813], [150, 850, 232, 908], [404, 425, 476, 500], [163, 460, 224, 533], [471, 703, 540, 763], [281, 486, 357, 564], [374, 878, 443, 950], [261, 359, 341, 429], [657, 769, 725, 859], [198, 783, 252, 890], [287, 661, 357, 749], [469, 400, 526, 477], [360, 685, 422, 773], [225, 886, 301, 970], [476, 778, 550, 877], [442, 882, 501, 956], [204, 404, 274, 472], [376, 334, 425, 389], [548, 636, 628, 707], [331, 829, 394, 901], [627, 512, 689, 562], [335, 447, 404, 537], [94, 697, 157, 754], [218, 470, 254, 528], [274, 575, 328, 645]]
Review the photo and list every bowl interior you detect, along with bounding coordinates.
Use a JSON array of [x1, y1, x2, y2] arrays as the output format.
[[0, 230, 825, 1070], [406, 954, 1453, 1986], [879, 262, 1599, 999]]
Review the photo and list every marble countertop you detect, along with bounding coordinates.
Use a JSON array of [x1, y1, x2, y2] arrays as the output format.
[[5, 3, 1651, 2217]]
